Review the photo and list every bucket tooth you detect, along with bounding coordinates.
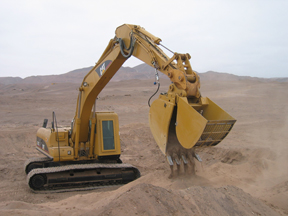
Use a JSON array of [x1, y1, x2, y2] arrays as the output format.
[[188, 152, 196, 175], [172, 153, 180, 165], [167, 155, 174, 166], [194, 152, 202, 162], [167, 155, 174, 179], [181, 155, 188, 173], [181, 155, 188, 165], [167, 153, 182, 178], [172, 153, 181, 175]]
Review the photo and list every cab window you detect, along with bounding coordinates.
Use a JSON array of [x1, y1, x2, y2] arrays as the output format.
[[102, 120, 115, 150]]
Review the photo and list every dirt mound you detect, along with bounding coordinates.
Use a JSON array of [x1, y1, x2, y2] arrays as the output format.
[[82, 183, 280, 216], [0, 183, 279, 216]]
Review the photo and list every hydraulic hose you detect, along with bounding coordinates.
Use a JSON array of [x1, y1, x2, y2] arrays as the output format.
[[119, 34, 136, 58], [148, 82, 160, 107]]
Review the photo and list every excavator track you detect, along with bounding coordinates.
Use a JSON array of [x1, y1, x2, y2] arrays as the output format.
[[27, 163, 140, 193], [24, 157, 53, 174]]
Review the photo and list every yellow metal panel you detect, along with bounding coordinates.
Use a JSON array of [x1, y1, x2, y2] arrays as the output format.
[[176, 97, 207, 149], [194, 97, 236, 147], [49, 147, 74, 161], [55, 132, 66, 142], [149, 98, 175, 155], [202, 97, 235, 121]]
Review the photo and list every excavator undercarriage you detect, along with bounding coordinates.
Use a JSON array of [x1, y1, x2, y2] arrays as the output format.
[[25, 158, 140, 193]]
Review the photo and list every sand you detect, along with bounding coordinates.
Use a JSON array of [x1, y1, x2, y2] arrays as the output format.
[[0, 77, 287, 215]]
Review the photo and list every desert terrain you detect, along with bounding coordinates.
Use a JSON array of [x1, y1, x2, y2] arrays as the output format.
[[0, 67, 287, 215]]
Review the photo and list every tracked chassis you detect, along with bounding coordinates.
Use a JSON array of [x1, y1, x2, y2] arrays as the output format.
[[24, 157, 140, 193]]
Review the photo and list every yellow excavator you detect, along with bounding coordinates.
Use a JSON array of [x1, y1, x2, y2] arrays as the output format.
[[24, 24, 236, 192]]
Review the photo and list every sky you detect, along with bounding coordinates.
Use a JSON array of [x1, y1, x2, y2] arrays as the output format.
[[0, 0, 287, 78]]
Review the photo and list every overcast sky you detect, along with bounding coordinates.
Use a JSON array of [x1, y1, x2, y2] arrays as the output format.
[[0, 0, 287, 78]]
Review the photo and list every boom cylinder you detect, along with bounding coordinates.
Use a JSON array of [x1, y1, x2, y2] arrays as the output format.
[[74, 91, 82, 159], [89, 101, 96, 158]]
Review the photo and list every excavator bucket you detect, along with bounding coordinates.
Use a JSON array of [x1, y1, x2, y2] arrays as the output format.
[[149, 97, 175, 155], [175, 97, 207, 149], [149, 96, 236, 177], [176, 97, 236, 148]]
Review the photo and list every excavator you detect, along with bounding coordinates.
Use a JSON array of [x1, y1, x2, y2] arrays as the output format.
[[24, 24, 236, 192]]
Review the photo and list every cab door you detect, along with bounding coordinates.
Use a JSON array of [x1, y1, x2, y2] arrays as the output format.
[[94, 112, 121, 158]]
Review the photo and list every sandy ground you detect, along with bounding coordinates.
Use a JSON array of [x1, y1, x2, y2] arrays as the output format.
[[0, 78, 287, 215]]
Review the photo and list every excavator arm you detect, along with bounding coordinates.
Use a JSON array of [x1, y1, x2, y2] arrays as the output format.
[[71, 24, 236, 169]]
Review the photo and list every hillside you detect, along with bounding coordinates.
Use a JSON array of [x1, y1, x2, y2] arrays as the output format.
[[0, 65, 154, 85], [0, 63, 287, 85]]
